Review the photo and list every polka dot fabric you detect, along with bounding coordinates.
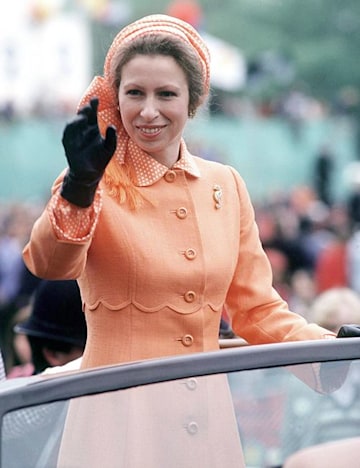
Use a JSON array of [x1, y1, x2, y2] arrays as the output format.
[[103, 15, 211, 96], [49, 141, 200, 241], [48, 190, 102, 242], [129, 139, 200, 186]]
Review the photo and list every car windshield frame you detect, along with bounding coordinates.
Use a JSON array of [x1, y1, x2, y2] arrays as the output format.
[[1, 338, 359, 414]]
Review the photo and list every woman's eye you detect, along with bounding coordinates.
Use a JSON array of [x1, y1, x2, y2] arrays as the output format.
[[127, 89, 141, 96], [159, 91, 176, 98]]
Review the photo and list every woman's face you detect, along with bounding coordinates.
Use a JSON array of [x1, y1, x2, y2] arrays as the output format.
[[118, 54, 190, 167]]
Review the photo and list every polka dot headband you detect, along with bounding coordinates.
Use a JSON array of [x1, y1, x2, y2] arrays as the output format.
[[104, 14, 210, 94]]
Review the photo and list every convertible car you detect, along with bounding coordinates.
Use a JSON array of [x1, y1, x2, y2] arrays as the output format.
[[1, 338, 360, 467]]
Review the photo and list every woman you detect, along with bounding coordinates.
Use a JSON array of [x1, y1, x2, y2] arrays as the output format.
[[23, 15, 335, 372], [22, 14, 359, 467]]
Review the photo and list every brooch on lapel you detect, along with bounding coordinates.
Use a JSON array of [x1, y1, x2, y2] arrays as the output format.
[[213, 184, 223, 209]]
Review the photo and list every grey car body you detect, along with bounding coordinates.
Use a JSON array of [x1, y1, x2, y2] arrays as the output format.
[[1, 338, 360, 467]]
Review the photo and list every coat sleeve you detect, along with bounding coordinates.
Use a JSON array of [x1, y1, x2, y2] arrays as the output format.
[[225, 167, 335, 343], [22, 174, 100, 280]]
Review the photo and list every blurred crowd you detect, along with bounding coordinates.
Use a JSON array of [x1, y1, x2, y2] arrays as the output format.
[[254, 183, 360, 320], [0, 201, 82, 376], [2, 149, 360, 376]]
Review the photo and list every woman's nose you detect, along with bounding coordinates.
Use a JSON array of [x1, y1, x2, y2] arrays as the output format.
[[140, 97, 159, 120]]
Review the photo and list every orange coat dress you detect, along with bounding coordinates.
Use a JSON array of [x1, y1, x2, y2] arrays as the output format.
[[23, 153, 333, 371], [23, 152, 335, 468]]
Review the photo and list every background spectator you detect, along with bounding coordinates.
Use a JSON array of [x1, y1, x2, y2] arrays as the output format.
[[307, 287, 360, 334], [8, 280, 86, 376]]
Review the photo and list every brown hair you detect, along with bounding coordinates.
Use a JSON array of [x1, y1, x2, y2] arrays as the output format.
[[109, 33, 206, 117]]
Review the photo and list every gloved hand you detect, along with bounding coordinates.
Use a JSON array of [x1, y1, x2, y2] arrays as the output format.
[[337, 324, 360, 338], [60, 97, 117, 207]]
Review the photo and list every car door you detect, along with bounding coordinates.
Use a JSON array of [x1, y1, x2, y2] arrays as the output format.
[[1, 338, 359, 468]]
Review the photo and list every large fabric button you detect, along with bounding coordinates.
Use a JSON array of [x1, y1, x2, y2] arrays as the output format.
[[164, 170, 176, 182], [176, 207, 188, 219], [184, 248, 196, 260], [185, 378, 198, 390], [181, 334, 194, 346], [184, 291, 196, 303], [186, 422, 199, 435]]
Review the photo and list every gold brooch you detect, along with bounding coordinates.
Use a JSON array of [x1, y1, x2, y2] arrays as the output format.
[[213, 184, 223, 209]]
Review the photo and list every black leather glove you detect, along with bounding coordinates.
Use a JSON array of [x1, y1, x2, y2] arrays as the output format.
[[337, 324, 360, 338], [60, 97, 117, 207]]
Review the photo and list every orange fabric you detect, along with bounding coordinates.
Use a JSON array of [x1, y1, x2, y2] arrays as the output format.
[[47, 142, 199, 242], [23, 157, 334, 369], [57, 375, 245, 468]]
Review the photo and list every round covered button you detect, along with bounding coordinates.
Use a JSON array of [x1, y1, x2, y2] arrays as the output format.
[[176, 207, 188, 219], [184, 291, 196, 303], [164, 170, 176, 182], [185, 378, 198, 390], [186, 422, 199, 435], [184, 248, 196, 260], [181, 334, 194, 346]]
